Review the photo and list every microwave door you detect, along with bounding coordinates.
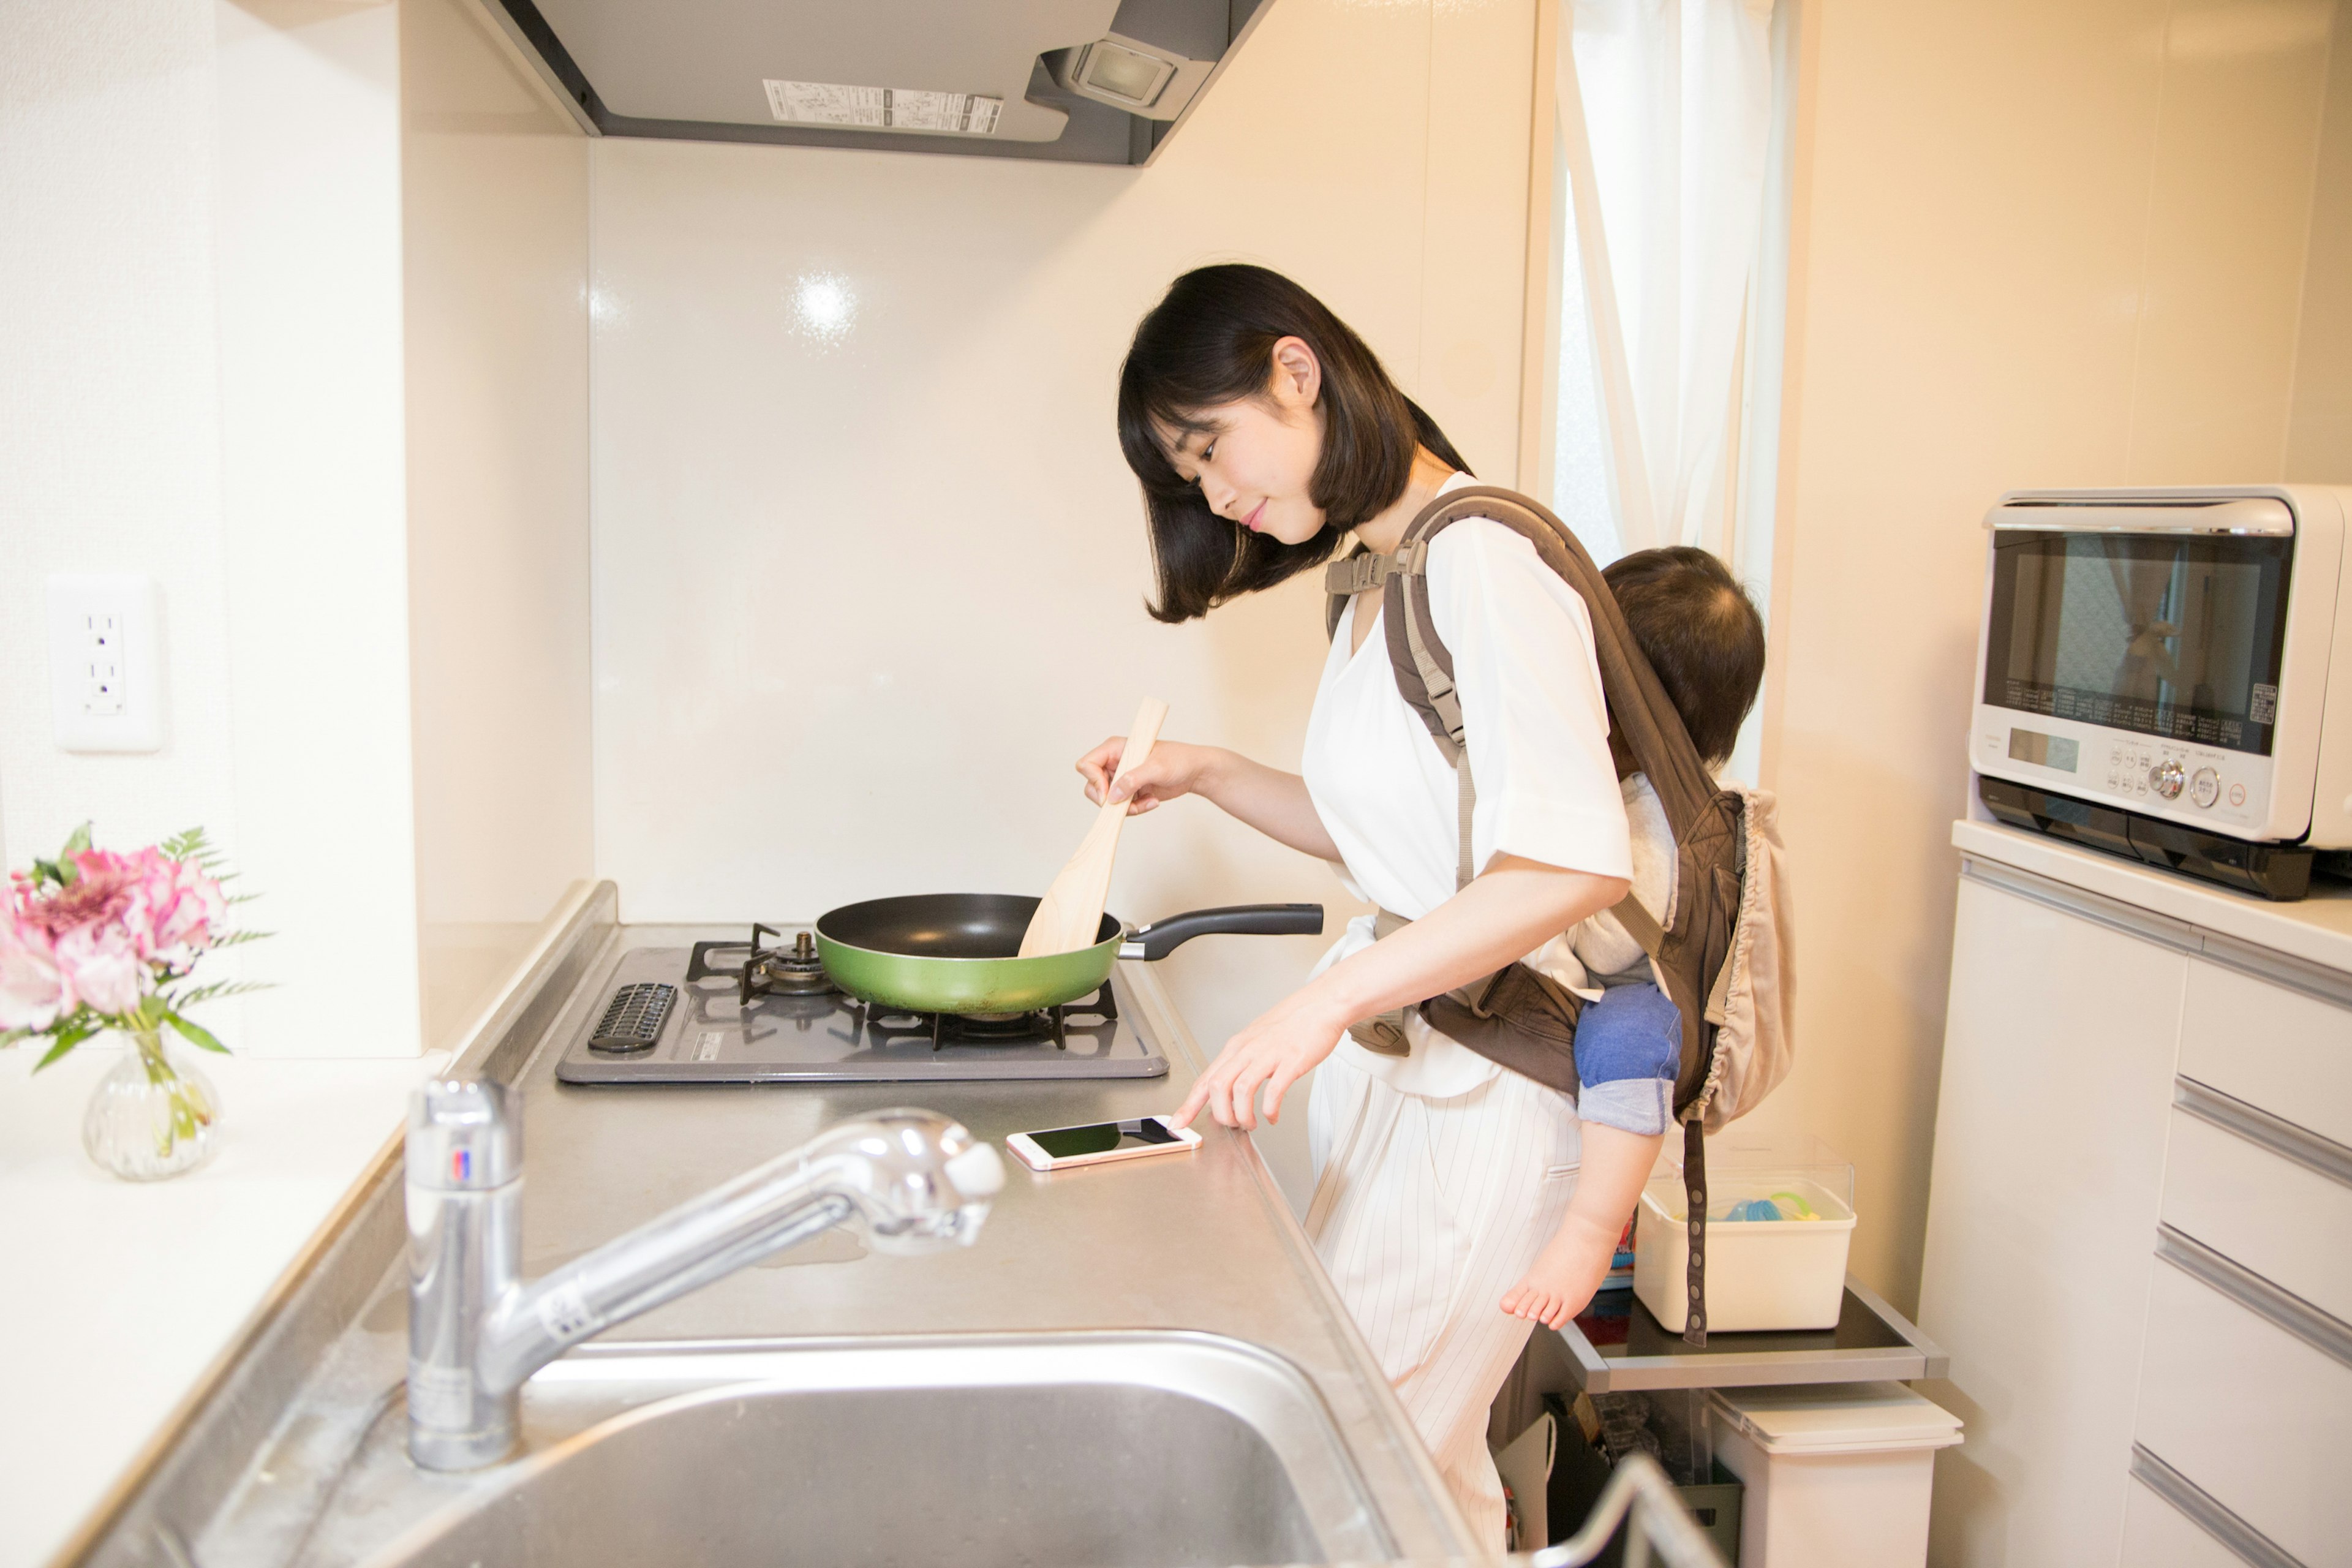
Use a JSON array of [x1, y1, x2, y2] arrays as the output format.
[[1977, 529, 2293, 835]]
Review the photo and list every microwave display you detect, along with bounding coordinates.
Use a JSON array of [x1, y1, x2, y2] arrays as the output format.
[[1983, 530, 2291, 756]]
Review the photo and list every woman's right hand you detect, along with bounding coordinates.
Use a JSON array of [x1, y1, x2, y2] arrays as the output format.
[[1076, 737, 1219, 815]]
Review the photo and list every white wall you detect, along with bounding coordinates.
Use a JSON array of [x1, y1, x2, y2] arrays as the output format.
[[3, 0, 593, 1062], [401, 0, 595, 1054], [587, 0, 1542, 1199], [0, 1, 241, 924], [1740, 0, 2343, 1327], [214, 0, 424, 1056], [2, 0, 425, 1058]]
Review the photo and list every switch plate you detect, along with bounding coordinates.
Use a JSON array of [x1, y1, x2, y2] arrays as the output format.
[[47, 575, 164, 753]]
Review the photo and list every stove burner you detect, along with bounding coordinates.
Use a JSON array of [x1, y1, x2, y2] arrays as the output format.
[[862, 983, 1118, 1052], [686, 924, 837, 1006]]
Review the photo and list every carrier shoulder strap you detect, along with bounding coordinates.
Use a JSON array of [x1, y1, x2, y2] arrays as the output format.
[[1324, 483, 1748, 1346]]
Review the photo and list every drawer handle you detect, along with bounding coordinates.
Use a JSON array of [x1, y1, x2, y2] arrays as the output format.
[[2176, 1077, 2352, 1192], [2157, 1223, 2352, 1372], [2130, 1444, 2306, 1568]]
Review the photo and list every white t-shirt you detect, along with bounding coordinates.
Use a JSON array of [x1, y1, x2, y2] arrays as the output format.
[[1568, 774, 1676, 981], [1302, 474, 1632, 1096]]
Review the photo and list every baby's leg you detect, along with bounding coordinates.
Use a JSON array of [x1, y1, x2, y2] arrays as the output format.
[[1501, 980, 1684, 1325], [1502, 1123, 1657, 1327]]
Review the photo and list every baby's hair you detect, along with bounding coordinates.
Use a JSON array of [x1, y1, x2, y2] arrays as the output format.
[[1602, 546, 1766, 765]]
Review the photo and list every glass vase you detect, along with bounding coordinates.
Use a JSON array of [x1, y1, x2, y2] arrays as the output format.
[[82, 1028, 222, 1181]]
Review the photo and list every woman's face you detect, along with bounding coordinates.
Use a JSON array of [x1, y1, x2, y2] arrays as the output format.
[[1160, 337, 1326, 547]]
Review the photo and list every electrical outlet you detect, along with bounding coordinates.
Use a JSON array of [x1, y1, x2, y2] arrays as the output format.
[[47, 576, 164, 753]]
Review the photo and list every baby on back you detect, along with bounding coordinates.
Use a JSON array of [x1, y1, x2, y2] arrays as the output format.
[[1501, 545, 1768, 1329]]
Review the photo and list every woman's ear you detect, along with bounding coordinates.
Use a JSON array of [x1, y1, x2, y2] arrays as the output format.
[[1267, 336, 1322, 413]]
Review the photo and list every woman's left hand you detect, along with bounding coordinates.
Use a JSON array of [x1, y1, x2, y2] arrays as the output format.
[[1173, 988, 1351, 1130]]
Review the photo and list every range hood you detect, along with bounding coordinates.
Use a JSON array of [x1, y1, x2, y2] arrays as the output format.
[[484, 0, 1276, 166]]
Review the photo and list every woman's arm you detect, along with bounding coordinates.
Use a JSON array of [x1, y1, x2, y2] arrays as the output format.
[[1076, 737, 1341, 862], [1174, 854, 1630, 1129]]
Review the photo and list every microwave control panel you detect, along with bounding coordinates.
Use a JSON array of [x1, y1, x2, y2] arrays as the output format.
[[1972, 706, 2280, 839]]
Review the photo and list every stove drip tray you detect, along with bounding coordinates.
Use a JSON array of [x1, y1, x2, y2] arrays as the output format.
[[556, 943, 1167, 1085]]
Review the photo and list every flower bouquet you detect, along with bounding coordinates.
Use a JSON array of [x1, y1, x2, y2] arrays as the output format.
[[1, 825, 262, 1179]]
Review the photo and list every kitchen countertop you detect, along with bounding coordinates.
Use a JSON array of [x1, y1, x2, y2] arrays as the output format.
[[1953, 818, 2352, 976], [0, 1045, 445, 1568], [69, 905, 1477, 1567]]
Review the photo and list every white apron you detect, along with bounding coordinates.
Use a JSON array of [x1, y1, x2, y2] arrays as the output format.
[[1297, 478, 1631, 1550]]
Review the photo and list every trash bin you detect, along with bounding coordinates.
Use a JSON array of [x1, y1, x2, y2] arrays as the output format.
[[1541, 1390, 1745, 1564], [1706, 1381, 1961, 1568]]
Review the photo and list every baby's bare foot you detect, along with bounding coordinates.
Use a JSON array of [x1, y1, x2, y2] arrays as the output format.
[[1502, 1226, 1612, 1329]]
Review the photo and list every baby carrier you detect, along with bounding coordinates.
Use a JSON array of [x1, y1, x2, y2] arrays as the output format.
[[1324, 484, 1795, 1345]]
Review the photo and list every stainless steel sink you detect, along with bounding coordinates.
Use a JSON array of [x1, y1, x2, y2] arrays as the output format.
[[290, 1333, 1389, 1568]]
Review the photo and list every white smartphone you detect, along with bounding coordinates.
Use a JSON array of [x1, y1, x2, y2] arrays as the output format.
[[1006, 1115, 1202, 1172]]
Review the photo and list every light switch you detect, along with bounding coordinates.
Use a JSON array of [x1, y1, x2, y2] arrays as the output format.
[[47, 575, 164, 753]]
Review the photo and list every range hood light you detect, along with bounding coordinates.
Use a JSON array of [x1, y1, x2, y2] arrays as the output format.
[[1077, 40, 1174, 107]]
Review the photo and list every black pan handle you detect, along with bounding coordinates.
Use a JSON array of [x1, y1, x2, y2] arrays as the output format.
[[1118, 904, 1325, 962]]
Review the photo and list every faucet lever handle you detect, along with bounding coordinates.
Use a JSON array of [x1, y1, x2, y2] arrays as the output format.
[[408, 1079, 522, 1191]]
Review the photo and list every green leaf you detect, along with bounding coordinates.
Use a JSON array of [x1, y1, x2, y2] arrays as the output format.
[[164, 1009, 230, 1054], [32, 1019, 98, 1071], [168, 978, 273, 1008], [53, 823, 92, 881]]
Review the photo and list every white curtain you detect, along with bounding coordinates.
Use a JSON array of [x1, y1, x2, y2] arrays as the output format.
[[1556, 0, 1777, 558]]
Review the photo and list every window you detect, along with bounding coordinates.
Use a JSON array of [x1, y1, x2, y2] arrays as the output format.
[[1530, 0, 1800, 780]]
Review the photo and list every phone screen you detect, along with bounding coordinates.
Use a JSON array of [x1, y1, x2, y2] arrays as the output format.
[[1025, 1118, 1183, 1159]]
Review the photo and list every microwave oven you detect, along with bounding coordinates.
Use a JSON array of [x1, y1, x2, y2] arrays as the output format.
[[1970, 484, 2352, 900]]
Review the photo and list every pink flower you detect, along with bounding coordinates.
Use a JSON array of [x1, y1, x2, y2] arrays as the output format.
[[53, 920, 144, 1016], [0, 919, 69, 1032], [142, 852, 227, 964]]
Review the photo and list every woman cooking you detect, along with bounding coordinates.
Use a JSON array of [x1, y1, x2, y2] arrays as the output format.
[[1074, 264, 1656, 1546]]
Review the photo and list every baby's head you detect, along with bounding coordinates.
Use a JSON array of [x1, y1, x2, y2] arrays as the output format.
[[1602, 546, 1766, 766]]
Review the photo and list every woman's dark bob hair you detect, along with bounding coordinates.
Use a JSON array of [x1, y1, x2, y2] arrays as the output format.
[[1117, 264, 1468, 623]]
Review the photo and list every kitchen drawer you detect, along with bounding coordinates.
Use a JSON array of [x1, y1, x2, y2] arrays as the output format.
[[2179, 959, 2352, 1150], [2128, 1447, 2312, 1568], [2161, 1091, 2352, 1325], [2123, 1472, 2268, 1568], [2134, 1238, 2352, 1567]]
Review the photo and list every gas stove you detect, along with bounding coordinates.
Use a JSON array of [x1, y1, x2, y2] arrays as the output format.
[[554, 924, 1169, 1085]]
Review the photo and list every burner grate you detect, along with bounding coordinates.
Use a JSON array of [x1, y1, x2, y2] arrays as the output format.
[[687, 924, 837, 1005], [862, 983, 1118, 1051]]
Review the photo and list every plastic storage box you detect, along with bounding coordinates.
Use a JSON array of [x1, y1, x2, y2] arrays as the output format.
[[1633, 1172, 1855, 1332], [1706, 1381, 1962, 1567]]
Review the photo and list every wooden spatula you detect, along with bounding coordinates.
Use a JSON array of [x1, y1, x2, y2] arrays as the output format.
[[1019, 698, 1170, 958]]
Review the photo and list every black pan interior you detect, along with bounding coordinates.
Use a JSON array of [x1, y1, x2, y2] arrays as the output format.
[[816, 894, 1120, 959]]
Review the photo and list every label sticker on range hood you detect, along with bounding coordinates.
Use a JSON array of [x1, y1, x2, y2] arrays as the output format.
[[763, 80, 1003, 135]]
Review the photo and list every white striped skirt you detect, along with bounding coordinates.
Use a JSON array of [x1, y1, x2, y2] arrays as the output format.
[[1306, 1049, 1582, 1551]]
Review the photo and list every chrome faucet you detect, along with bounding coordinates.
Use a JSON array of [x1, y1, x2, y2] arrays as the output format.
[[403, 1080, 1005, 1471]]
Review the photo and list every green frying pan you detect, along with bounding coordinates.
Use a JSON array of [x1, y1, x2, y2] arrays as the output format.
[[813, 894, 1323, 1015]]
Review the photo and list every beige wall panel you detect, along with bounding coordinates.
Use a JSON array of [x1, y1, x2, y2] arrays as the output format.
[[402, 0, 595, 1054], [2287, 0, 2352, 481], [2126, 0, 2335, 482], [1422, 0, 1540, 484], [1754, 0, 2169, 1307]]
